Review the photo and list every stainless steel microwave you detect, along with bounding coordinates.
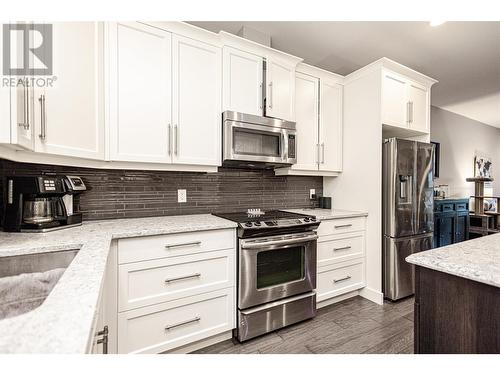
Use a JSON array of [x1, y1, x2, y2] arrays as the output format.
[[222, 111, 297, 168]]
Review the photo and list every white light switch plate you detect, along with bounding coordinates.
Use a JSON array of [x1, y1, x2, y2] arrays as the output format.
[[309, 189, 316, 199], [178, 189, 187, 203]]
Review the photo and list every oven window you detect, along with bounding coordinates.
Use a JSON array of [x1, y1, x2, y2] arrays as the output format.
[[233, 128, 281, 157], [256, 246, 305, 289]]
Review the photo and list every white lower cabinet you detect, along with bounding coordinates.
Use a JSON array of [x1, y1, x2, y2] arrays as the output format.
[[317, 232, 365, 267], [110, 228, 236, 354], [315, 216, 366, 305], [118, 288, 234, 354], [118, 249, 235, 311], [317, 260, 365, 302]]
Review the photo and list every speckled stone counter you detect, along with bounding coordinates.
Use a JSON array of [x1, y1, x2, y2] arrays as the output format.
[[0, 214, 236, 353], [406, 234, 500, 288], [284, 208, 368, 221]]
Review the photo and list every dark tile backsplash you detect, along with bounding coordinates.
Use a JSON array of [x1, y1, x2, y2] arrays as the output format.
[[0, 159, 322, 222]]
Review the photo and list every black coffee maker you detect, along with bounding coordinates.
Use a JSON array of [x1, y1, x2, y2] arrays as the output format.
[[2, 174, 86, 232]]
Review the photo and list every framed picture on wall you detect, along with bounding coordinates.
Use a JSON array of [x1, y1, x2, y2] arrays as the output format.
[[431, 142, 440, 178], [474, 154, 493, 179]]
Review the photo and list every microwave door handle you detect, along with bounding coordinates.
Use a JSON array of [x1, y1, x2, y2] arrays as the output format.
[[282, 131, 288, 161]]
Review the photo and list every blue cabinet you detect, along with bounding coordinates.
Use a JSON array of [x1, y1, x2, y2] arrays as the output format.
[[434, 198, 469, 248]]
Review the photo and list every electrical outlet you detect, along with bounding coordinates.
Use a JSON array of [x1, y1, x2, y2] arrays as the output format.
[[309, 189, 316, 199], [178, 189, 187, 203]]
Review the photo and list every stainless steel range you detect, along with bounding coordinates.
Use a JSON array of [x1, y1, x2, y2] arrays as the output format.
[[213, 209, 320, 342]]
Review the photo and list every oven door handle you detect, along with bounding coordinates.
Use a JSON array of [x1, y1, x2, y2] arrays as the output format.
[[241, 233, 318, 250]]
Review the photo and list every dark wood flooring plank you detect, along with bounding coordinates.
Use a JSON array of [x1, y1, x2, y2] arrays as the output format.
[[307, 316, 413, 354], [363, 326, 414, 354], [192, 296, 415, 355]]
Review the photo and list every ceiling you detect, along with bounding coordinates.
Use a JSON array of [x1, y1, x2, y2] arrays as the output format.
[[189, 21, 500, 128]]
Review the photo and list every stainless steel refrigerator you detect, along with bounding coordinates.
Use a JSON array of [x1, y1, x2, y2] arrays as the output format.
[[383, 138, 434, 301]]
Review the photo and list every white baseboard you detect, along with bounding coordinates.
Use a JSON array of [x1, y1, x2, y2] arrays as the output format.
[[164, 331, 233, 354], [316, 290, 359, 309], [359, 286, 384, 305]]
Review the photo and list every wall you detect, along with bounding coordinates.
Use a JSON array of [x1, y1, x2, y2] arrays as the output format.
[[431, 106, 500, 198], [0, 159, 322, 222]]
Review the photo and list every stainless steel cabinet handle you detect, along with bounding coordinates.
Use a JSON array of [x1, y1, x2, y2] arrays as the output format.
[[165, 273, 201, 283], [269, 82, 273, 109], [165, 316, 200, 331], [25, 85, 30, 130], [18, 84, 29, 129], [407, 101, 411, 124], [38, 94, 46, 140], [321, 143, 325, 164], [174, 124, 178, 155], [259, 83, 263, 110], [333, 275, 351, 283], [168, 124, 172, 155], [96, 325, 108, 354], [333, 246, 351, 251], [316, 143, 320, 165], [410, 101, 414, 124], [334, 224, 352, 229], [165, 241, 201, 249]]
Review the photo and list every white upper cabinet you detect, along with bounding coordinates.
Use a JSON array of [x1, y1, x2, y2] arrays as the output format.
[[276, 64, 343, 177], [222, 46, 263, 116], [381, 71, 408, 128], [381, 68, 432, 134], [1, 23, 35, 150], [34, 23, 105, 160], [108, 22, 172, 163], [172, 34, 221, 166], [0, 26, 8, 145], [11, 84, 35, 150], [407, 81, 429, 133], [219, 31, 300, 122], [319, 78, 343, 172], [292, 72, 319, 171], [266, 57, 295, 121], [108, 22, 221, 168]]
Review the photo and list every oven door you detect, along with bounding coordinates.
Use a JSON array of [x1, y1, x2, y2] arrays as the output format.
[[224, 120, 292, 165], [239, 232, 317, 309]]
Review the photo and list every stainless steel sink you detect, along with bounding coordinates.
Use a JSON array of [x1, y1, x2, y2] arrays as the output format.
[[0, 249, 79, 320]]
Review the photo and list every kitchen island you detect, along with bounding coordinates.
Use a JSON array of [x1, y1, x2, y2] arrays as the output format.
[[406, 235, 500, 353]]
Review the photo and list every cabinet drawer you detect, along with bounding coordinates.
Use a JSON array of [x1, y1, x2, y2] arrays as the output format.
[[117, 288, 235, 354], [455, 203, 468, 211], [317, 233, 364, 267], [118, 229, 235, 264], [439, 203, 454, 212], [317, 217, 365, 238], [118, 249, 235, 311], [317, 261, 365, 302]]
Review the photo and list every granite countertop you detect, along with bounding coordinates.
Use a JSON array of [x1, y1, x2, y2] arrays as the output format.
[[0, 214, 236, 354], [406, 234, 500, 288], [284, 208, 368, 221]]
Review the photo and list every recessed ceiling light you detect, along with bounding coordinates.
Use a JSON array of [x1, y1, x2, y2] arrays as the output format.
[[430, 21, 446, 27]]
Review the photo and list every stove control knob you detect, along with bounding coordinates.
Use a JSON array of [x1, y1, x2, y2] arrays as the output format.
[[244, 222, 253, 227], [303, 217, 310, 222], [310, 217, 316, 222], [254, 222, 261, 226]]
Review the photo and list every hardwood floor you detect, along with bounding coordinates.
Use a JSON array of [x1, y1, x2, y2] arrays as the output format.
[[192, 296, 414, 354]]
